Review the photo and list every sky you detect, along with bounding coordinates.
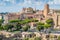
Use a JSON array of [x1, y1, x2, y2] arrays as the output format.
[[0, 0, 60, 13]]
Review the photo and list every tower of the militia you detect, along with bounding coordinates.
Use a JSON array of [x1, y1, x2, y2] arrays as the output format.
[[44, 4, 49, 18]]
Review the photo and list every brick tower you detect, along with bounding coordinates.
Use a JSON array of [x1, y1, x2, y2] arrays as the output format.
[[44, 4, 49, 18]]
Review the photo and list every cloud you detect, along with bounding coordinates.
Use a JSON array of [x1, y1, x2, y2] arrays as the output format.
[[48, 0, 60, 5], [0, 2, 6, 6], [48, 0, 54, 5], [18, 0, 43, 6], [3, 0, 10, 1], [23, 0, 32, 5], [34, 2, 43, 6], [2, 0, 16, 4], [53, 0, 60, 4], [18, 0, 32, 7], [0, 0, 60, 6]]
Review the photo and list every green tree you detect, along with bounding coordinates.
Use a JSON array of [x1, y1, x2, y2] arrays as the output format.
[[44, 24, 51, 29], [37, 22, 44, 25], [24, 38, 29, 40], [9, 19, 31, 31], [46, 18, 53, 24], [37, 25, 44, 31], [34, 37, 41, 40], [37, 22, 44, 31], [45, 18, 53, 28], [9, 19, 23, 31], [9, 19, 21, 23], [4, 24, 14, 31], [0, 19, 4, 26], [26, 24, 30, 29], [32, 18, 38, 22], [15, 23, 22, 30], [23, 25, 29, 31], [0, 19, 4, 30], [58, 36, 60, 40], [19, 19, 31, 24], [0, 26, 3, 30]]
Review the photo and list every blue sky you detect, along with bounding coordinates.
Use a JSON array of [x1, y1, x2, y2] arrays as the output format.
[[0, 0, 60, 13]]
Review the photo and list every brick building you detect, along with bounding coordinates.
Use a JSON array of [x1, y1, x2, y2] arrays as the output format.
[[0, 4, 60, 29]]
